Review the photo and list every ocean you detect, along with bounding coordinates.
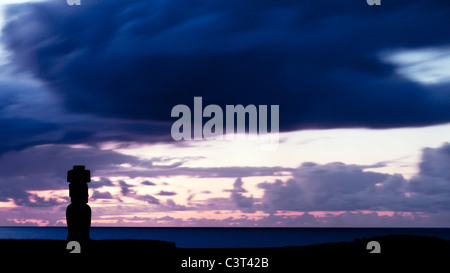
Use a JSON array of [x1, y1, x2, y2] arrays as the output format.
[[1, 227, 449, 248]]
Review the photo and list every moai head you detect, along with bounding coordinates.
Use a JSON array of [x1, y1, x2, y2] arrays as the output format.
[[67, 165, 91, 204]]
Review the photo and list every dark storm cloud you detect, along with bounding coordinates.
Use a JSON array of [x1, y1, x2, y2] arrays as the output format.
[[3, 0, 450, 133], [0, 117, 58, 153], [0, 78, 63, 153], [0, 74, 171, 155]]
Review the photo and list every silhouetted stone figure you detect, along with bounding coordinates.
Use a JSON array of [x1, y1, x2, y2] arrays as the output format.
[[66, 165, 91, 241]]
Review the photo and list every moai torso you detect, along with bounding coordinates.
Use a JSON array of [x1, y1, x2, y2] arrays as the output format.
[[66, 165, 91, 241]]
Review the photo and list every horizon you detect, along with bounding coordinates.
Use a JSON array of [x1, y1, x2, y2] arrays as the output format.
[[2, 226, 449, 248]]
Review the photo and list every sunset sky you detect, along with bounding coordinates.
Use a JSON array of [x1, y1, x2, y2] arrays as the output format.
[[0, 0, 450, 227]]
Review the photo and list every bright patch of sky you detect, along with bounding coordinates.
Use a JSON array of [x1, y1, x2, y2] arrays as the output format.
[[111, 123, 450, 180], [384, 46, 450, 85]]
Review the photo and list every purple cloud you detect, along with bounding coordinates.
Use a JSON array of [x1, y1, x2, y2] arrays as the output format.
[[91, 190, 114, 200], [157, 190, 177, 196]]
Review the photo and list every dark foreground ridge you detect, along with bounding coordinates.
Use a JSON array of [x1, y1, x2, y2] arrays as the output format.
[[0, 235, 448, 270]]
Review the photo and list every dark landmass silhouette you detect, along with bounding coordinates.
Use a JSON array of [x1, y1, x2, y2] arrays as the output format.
[[0, 235, 447, 271]]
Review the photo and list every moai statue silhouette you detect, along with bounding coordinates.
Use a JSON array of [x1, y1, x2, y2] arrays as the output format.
[[66, 165, 91, 241]]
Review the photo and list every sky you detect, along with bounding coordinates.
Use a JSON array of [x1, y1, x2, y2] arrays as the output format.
[[0, 0, 450, 227]]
